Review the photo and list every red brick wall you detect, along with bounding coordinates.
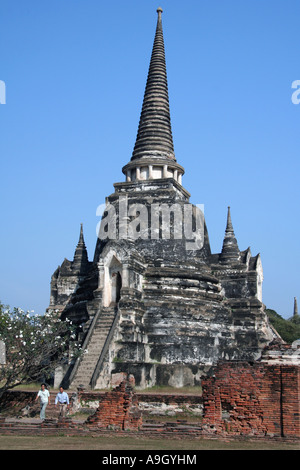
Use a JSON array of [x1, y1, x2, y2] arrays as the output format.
[[86, 380, 142, 430], [281, 365, 300, 437], [201, 362, 300, 438], [1, 363, 299, 439], [0, 391, 36, 415]]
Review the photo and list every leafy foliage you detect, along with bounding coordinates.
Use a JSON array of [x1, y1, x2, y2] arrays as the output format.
[[266, 308, 300, 344], [0, 302, 82, 398]]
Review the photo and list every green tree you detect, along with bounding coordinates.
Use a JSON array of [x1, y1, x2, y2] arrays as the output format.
[[266, 308, 300, 344], [0, 302, 82, 400]]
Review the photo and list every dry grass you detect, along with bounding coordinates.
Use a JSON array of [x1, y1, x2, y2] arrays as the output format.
[[0, 434, 299, 450], [136, 385, 202, 395]]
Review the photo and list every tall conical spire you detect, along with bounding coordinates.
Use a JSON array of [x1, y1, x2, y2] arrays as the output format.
[[131, 7, 175, 162], [293, 297, 299, 317], [122, 8, 185, 187], [220, 207, 240, 263], [73, 223, 89, 273]]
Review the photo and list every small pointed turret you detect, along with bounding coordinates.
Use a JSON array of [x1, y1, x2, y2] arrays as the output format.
[[73, 223, 89, 273], [293, 297, 299, 317], [220, 207, 240, 264]]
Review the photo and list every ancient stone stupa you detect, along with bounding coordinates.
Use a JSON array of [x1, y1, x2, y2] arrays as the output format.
[[49, 8, 279, 390]]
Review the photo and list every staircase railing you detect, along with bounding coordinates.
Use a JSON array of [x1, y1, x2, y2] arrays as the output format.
[[90, 306, 120, 389]]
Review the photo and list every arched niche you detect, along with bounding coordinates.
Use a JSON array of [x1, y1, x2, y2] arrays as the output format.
[[102, 253, 123, 307]]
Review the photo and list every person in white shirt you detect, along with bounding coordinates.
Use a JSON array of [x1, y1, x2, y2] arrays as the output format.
[[35, 383, 50, 421], [55, 386, 70, 418]]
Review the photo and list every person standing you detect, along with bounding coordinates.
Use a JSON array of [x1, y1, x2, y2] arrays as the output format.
[[55, 386, 70, 418], [35, 383, 50, 421]]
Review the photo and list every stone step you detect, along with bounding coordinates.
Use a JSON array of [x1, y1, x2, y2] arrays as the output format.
[[70, 308, 117, 388]]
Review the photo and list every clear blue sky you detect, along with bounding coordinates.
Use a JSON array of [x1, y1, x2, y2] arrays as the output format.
[[0, 0, 299, 318]]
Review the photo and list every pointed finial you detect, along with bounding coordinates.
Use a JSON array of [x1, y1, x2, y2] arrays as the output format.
[[157, 7, 163, 24], [78, 223, 85, 245], [225, 206, 234, 233]]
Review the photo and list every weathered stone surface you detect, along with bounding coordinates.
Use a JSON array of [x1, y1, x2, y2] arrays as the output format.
[[49, 224, 93, 320], [49, 9, 281, 391]]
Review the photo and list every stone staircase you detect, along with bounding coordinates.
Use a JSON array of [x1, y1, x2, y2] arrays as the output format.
[[44, 392, 61, 419], [70, 307, 117, 390]]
